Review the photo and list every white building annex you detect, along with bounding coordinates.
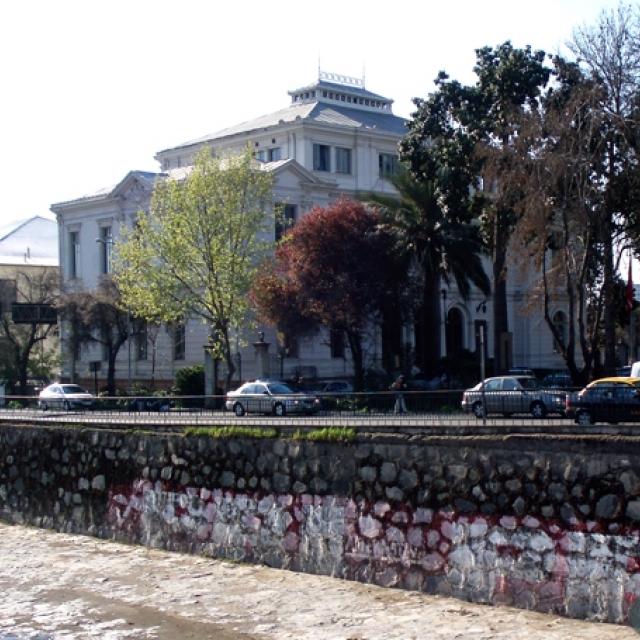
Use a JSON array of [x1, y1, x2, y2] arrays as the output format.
[[51, 72, 567, 391]]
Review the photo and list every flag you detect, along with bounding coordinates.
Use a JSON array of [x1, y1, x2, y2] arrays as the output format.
[[626, 257, 635, 313]]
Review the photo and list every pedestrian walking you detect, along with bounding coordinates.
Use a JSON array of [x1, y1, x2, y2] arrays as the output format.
[[390, 374, 408, 414]]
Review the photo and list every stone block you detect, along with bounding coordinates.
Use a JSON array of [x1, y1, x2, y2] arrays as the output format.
[[595, 494, 621, 520], [380, 462, 397, 484]]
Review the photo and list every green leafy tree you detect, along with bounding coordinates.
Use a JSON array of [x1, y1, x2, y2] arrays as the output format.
[[363, 168, 490, 375], [114, 148, 274, 388], [400, 42, 551, 373]]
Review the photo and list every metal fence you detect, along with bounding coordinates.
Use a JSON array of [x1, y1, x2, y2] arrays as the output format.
[[5, 388, 640, 434], [0, 389, 573, 422]]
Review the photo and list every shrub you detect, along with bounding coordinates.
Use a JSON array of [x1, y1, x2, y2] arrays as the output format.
[[174, 365, 205, 408], [185, 426, 278, 439], [292, 427, 357, 442]]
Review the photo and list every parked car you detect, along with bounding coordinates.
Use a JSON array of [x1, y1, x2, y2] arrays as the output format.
[[541, 371, 573, 389], [565, 376, 640, 425], [128, 397, 173, 412], [225, 380, 321, 417], [461, 375, 566, 418], [320, 380, 353, 394], [508, 367, 536, 377], [38, 384, 95, 411]]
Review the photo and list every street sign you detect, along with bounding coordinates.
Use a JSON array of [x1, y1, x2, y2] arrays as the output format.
[[11, 303, 57, 324]]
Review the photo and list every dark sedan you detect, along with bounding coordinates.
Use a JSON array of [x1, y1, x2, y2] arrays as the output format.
[[565, 377, 640, 425]]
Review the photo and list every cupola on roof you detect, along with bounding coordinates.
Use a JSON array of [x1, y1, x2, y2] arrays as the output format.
[[288, 71, 394, 113]]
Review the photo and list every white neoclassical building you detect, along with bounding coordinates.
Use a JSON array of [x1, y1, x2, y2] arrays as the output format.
[[52, 72, 567, 390]]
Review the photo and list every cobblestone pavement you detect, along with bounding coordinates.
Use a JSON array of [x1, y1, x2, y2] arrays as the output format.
[[1, 523, 639, 640]]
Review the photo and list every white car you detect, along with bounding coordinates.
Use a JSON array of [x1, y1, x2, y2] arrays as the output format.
[[39, 384, 95, 411], [225, 380, 320, 417]]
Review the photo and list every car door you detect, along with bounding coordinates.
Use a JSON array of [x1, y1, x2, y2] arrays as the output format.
[[501, 377, 523, 414], [49, 385, 62, 407], [241, 384, 259, 413], [591, 384, 617, 422], [483, 378, 503, 414], [614, 385, 640, 422], [253, 383, 271, 414]]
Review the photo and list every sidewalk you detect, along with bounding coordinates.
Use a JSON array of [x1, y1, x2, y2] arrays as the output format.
[[0, 522, 637, 640]]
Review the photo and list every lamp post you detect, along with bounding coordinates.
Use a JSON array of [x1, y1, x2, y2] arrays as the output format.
[[476, 299, 488, 426], [95, 236, 132, 394], [441, 288, 447, 359]]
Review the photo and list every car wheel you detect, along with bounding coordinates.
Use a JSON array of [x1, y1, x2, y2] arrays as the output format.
[[233, 402, 245, 417], [40, 401, 48, 411], [530, 401, 547, 419], [63, 400, 71, 411], [576, 410, 592, 426], [472, 402, 485, 419], [273, 402, 286, 417]]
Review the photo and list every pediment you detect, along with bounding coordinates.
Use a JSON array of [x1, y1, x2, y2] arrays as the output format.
[[112, 171, 160, 202], [266, 159, 333, 189]]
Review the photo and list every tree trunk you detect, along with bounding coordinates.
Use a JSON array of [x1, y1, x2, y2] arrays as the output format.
[[492, 215, 510, 375], [417, 273, 441, 377], [346, 330, 365, 391]]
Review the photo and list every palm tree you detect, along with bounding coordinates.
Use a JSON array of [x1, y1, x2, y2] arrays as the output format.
[[363, 168, 490, 376]]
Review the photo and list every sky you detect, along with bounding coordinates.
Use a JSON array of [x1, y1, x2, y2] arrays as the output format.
[[0, 0, 624, 228]]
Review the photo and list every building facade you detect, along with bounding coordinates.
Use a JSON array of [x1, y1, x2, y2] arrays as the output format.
[[52, 72, 567, 390]]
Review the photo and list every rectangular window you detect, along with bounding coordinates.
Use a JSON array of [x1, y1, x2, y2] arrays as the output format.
[[0, 279, 17, 315], [284, 333, 298, 359], [135, 320, 148, 361], [268, 147, 281, 162], [275, 203, 297, 241], [335, 147, 352, 174], [173, 323, 186, 361], [69, 231, 80, 278], [100, 226, 112, 274], [313, 144, 330, 172], [379, 153, 399, 179], [330, 329, 345, 359]]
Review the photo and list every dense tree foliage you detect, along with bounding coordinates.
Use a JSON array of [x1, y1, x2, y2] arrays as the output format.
[[362, 169, 489, 375], [400, 42, 552, 372], [114, 148, 274, 388], [251, 199, 404, 389]]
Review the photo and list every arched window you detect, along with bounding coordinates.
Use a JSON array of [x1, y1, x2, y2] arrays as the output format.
[[445, 308, 465, 356], [552, 311, 567, 352]]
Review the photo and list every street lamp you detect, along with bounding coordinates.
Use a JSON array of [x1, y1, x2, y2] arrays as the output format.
[[95, 236, 132, 394], [476, 299, 488, 426], [441, 288, 447, 358]]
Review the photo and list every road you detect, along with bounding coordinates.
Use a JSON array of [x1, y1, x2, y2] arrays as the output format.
[[0, 523, 639, 640]]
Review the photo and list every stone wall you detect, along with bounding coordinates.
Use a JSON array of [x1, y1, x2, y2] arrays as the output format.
[[2, 425, 640, 625]]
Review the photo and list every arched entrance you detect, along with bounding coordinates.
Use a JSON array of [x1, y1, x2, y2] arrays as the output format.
[[445, 307, 465, 356]]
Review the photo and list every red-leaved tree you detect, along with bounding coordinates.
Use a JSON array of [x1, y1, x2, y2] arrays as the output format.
[[251, 198, 405, 389]]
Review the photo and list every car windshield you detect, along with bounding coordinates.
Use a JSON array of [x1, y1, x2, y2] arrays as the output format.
[[266, 383, 294, 394], [61, 385, 87, 394]]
